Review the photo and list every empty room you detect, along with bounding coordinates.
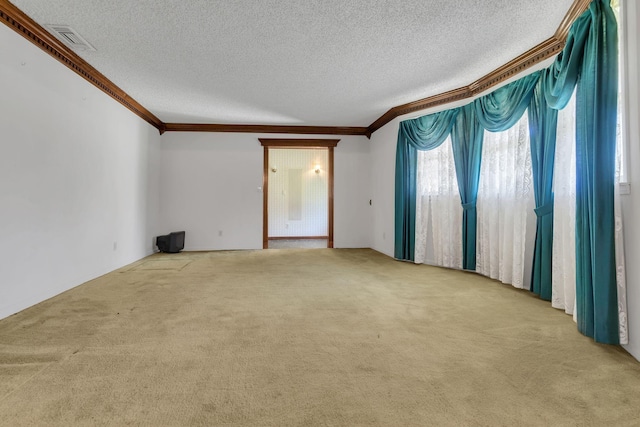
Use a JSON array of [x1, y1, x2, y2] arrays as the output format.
[[2, 0, 640, 425]]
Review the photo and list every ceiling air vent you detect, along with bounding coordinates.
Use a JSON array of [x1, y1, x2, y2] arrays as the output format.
[[45, 25, 96, 51]]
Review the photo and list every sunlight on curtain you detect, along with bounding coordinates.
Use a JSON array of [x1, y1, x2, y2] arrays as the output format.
[[615, 99, 629, 343], [415, 137, 462, 268], [613, 0, 629, 342], [552, 92, 577, 316], [476, 116, 535, 288]]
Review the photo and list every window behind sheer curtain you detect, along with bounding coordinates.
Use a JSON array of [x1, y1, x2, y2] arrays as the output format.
[[476, 115, 535, 289], [415, 137, 462, 268]]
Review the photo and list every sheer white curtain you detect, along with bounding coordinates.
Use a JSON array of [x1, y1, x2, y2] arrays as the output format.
[[552, 93, 577, 316], [614, 52, 629, 343], [615, 138, 629, 344], [415, 137, 463, 269], [476, 115, 535, 289]]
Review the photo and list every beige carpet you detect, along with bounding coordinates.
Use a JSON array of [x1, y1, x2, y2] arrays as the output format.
[[1, 249, 639, 426]]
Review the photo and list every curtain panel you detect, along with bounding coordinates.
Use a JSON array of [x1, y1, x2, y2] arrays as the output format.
[[394, 109, 458, 261], [573, 0, 619, 344], [450, 104, 484, 270], [553, 94, 577, 317], [528, 83, 559, 301]]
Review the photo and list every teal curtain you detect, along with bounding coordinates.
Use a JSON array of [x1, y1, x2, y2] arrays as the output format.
[[451, 104, 484, 270], [528, 1, 594, 300], [528, 83, 558, 301], [474, 71, 540, 132], [542, 13, 591, 110], [394, 109, 459, 261], [575, 0, 619, 344], [539, 0, 618, 343]]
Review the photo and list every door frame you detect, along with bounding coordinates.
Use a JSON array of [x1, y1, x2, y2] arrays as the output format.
[[259, 138, 340, 249]]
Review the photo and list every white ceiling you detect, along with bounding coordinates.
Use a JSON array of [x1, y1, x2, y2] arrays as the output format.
[[11, 0, 575, 127]]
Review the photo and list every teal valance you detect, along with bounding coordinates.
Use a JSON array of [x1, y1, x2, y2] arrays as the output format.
[[475, 71, 540, 132]]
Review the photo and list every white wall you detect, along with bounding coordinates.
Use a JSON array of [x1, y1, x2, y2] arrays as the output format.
[[0, 24, 161, 319], [620, 0, 640, 360], [369, 118, 398, 257], [159, 133, 371, 250], [333, 136, 372, 248]]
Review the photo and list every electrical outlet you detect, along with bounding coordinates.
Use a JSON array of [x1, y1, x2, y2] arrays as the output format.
[[218, 230, 223, 237], [113, 241, 118, 251], [383, 232, 386, 240]]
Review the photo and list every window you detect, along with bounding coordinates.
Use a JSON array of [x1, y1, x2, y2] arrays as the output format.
[[475, 116, 535, 289], [415, 137, 462, 268]]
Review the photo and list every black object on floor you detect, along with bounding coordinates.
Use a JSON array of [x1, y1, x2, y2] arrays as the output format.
[[156, 231, 185, 253]]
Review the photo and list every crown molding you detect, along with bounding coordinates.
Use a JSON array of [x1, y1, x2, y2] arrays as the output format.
[[1, 0, 591, 139], [468, 38, 563, 96], [0, 0, 165, 133], [365, 0, 591, 136], [164, 123, 366, 136]]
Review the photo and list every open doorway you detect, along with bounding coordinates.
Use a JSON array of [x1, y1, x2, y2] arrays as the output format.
[[260, 139, 339, 249]]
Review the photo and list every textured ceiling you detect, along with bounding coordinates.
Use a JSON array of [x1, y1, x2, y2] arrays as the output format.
[[11, 0, 575, 127]]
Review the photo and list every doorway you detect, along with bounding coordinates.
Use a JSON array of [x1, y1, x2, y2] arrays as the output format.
[[260, 139, 339, 249]]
